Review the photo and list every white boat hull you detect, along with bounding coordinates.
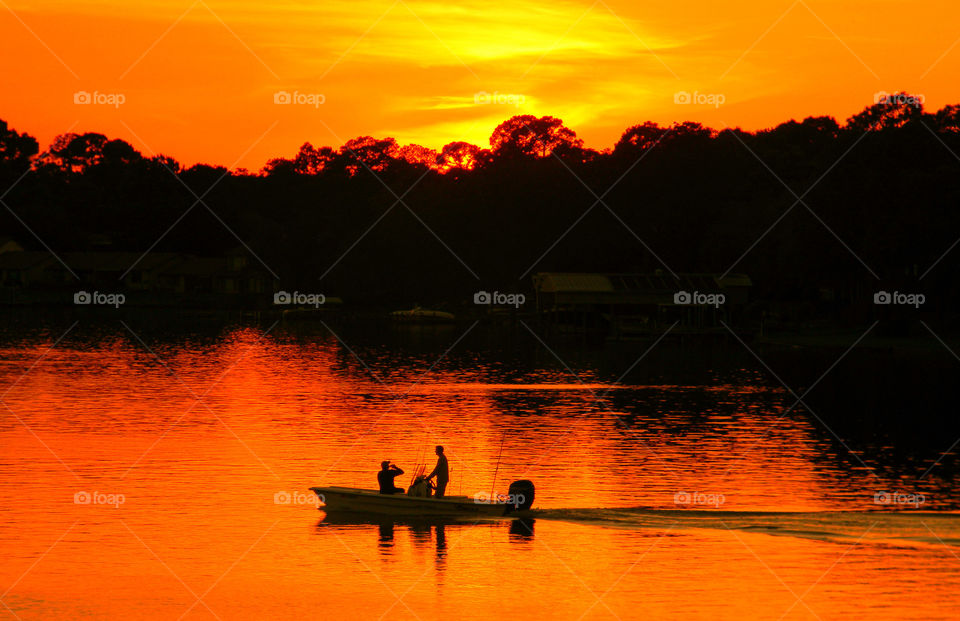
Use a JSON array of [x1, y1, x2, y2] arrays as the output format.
[[389, 308, 456, 323]]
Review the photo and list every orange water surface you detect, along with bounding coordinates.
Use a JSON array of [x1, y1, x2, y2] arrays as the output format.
[[0, 323, 957, 619]]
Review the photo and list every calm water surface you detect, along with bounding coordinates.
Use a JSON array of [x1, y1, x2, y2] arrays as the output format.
[[0, 320, 957, 619]]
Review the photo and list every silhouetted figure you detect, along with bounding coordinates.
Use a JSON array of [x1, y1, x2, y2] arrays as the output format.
[[378, 461, 405, 494], [425, 446, 449, 498]]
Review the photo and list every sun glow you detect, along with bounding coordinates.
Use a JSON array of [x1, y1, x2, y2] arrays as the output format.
[[2, 0, 959, 168]]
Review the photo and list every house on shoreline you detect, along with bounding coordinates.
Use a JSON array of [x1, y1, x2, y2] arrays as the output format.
[[0, 242, 278, 308], [532, 271, 753, 338]]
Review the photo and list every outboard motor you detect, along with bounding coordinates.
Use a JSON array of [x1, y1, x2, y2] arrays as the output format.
[[505, 480, 535, 514]]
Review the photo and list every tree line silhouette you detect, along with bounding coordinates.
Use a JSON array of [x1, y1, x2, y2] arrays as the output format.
[[1, 93, 959, 316]]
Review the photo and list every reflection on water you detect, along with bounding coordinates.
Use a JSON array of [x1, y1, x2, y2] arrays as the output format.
[[317, 514, 535, 575], [0, 320, 957, 619], [509, 517, 536, 540]]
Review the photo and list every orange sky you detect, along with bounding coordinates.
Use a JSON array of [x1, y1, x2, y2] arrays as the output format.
[[2, 0, 959, 169]]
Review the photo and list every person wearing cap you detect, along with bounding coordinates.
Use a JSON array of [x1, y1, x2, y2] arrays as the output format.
[[378, 461, 405, 494]]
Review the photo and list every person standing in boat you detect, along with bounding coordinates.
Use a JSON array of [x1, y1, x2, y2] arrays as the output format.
[[425, 446, 449, 498], [378, 461, 405, 494]]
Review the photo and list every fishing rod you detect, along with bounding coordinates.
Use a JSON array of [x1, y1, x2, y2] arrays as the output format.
[[490, 433, 506, 502], [412, 444, 424, 481]]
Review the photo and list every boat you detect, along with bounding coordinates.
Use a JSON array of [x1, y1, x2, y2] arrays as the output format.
[[280, 297, 343, 320], [309, 480, 535, 518], [389, 305, 455, 323]]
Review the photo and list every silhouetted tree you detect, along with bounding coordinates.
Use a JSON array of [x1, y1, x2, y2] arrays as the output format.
[[0, 119, 39, 176], [846, 92, 925, 131], [337, 136, 399, 175], [397, 144, 438, 169], [181, 163, 230, 191], [437, 141, 482, 172], [933, 104, 960, 133], [489, 115, 582, 159], [614, 121, 668, 157], [150, 154, 182, 174], [293, 142, 335, 175], [38, 132, 110, 173], [664, 121, 713, 143], [4, 96, 960, 315], [261, 157, 297, 177]]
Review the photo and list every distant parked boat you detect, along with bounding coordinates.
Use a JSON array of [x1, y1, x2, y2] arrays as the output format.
[[390, 305, 455, 323], [281, 297, 343, 321]]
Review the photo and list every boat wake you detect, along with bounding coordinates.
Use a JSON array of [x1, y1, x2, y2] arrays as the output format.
[[531, 507, 960, 548]]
